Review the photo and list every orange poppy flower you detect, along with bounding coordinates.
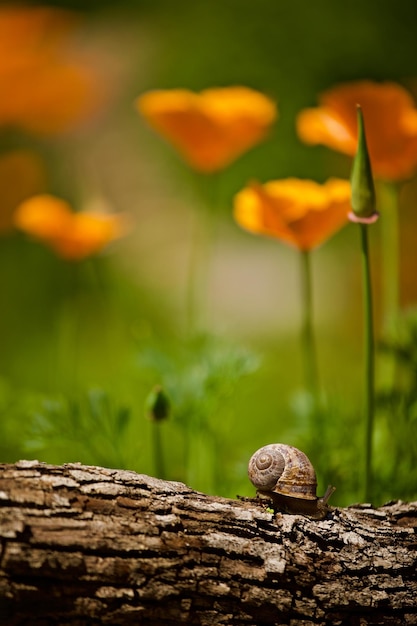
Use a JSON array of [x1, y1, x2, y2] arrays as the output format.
[[0, 150, 46, 233], [136, 86, 277, 172], [14, 194, 127, 260], [0, 6, 104, 135], [234, 178, 351, 251], [296, 80, 417, 181]]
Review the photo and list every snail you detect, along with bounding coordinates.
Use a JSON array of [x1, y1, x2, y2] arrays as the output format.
[[248, 443, 335, 520]]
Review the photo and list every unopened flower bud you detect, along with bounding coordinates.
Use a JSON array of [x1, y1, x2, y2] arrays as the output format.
[[145, 385, 170, 422], [350, 105, 378, 222]]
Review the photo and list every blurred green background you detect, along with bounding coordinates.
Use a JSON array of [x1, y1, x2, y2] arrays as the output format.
[[1, 0, 417, 506]]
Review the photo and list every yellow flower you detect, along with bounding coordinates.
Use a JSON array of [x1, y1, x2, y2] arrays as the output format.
[[234, 178, 351, 251], [297, 80, 417, 181], [0, 150, 46, 233], [136, 86, 277, 172], [0, 6, 104, 135], [14, 194, 127, 260]]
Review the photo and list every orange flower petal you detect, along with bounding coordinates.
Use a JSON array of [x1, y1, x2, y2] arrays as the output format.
[[296, 107, 356, 155], [51, 212, 126, 260], [234, 178, 350, 251], [14, 194, 72, 241], [136, 86, 277, 172], [2, 61, 103, 135], [0, 6, 76, 52], [297, 80, 417, 181], [14, 194, 126, 260], [0, 6, 104, 135]]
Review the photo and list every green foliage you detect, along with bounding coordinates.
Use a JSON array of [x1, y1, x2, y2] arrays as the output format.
[[376, 310, 417, 502], [23, 389, 132, 469], [137, 334, 260, 493]]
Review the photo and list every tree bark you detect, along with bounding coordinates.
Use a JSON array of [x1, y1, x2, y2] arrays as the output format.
[[0, 461, 416, 625]]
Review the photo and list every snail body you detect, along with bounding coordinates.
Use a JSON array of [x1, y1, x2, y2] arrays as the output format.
[[248, 443, 335, 519]]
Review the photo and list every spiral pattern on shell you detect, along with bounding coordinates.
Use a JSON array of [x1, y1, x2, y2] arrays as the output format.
[[248, 443, 317, 500], [247, 444, 285, 491]]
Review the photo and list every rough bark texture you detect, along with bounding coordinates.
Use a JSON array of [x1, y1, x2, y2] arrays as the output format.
[[0, 461, 416, 625]]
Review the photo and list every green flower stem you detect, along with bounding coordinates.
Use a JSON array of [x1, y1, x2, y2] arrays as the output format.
[[184, 173, 219, 492], [186, 425, 216, 494], [380, 181, 400, 332], [185, 207, 211, 332], [359, 223, 375, 502], [152, 420, 166, 480], [55, 262, 84, 392], [185, 173, 219, 333], [300, 250, 319, 396]]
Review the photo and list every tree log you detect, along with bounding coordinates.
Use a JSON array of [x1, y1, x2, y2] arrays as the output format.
[[0, 461, 416, 625]]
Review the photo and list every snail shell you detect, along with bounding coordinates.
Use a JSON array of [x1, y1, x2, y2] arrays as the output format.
[[248, 443, 317, 501]]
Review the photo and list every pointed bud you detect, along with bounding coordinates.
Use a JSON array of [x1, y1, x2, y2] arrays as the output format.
[[145, 385, 170, 422], [349, 105, 378, 223]]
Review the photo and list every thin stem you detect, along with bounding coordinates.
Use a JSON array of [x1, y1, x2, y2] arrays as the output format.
[[185, 210, 202, 333], [360, 223, 375, 502], [152, 421, 165, 479], [300, 250, 319, 396], [183, 173, 219, 492], [185, 174, 219, 334], [185, 208, 210, 333], [186, 423, 216, 494], [54, 262, 82, 393]]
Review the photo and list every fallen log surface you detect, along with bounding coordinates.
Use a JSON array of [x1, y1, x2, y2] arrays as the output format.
[[0, 460, 416, 625]]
